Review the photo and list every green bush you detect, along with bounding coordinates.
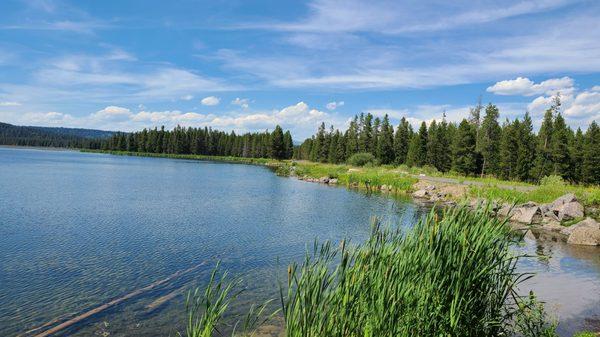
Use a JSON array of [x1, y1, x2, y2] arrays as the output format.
[[347, 152, 376, 167], [540, 175, 567, 186]]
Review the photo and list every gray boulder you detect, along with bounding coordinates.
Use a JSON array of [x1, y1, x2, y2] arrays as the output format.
[[551, 193, 577, 209], [511, 205, 542, 224], [566, 218, 600, 246], [329, 178, 338, 184], [319, 176, 330, 184], [412, 189, 428, 198], [555, 201, 584, 221]]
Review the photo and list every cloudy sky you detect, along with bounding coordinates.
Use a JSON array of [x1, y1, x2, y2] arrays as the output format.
[[0, 0, 599, 138]]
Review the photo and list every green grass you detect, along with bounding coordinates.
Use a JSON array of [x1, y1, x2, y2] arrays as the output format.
[[292, 162, 417, 193], [183, 206, 558, 337], [467, 178, 600, 207]]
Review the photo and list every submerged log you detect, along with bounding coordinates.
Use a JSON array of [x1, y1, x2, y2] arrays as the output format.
[[28, 261, 208, 337]]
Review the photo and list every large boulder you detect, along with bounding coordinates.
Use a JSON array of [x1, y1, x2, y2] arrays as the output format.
[[551, 193, 578, 209], [555, 201, 584, 221], [566, 218, 600, 246], [511, 205, 542, 224], [412, 189, 429, 198]]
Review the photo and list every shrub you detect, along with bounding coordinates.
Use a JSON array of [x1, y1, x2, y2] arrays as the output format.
[[540, 175, 566, 186], [347, 152, 376, 167]]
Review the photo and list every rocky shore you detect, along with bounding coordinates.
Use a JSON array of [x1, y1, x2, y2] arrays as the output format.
[[297, 173, 600, 246], [411, 185, 600, 246]]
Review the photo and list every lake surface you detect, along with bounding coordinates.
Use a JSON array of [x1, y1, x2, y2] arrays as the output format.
[[0, 147, 599, 336]]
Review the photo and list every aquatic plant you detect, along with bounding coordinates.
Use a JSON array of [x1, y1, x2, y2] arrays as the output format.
[[280, 205, 533, 337], [183, 205, 559, 337]]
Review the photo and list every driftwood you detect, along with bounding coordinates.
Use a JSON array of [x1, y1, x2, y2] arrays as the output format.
[[28, 261, 208, 337], [145, 288, 183, 312]]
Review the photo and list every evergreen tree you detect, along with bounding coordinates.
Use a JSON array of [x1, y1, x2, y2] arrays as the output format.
[[377, 114, 395, 164], [533, 96, 559, 181], [498, 119, 519, 180], [394, 117, 411, 164], [582, 121, 600, 185], [515, 113, 536, 182], [270, 125, 285, 159], [551, 113, 572, 180], [452, 119, 478, 176], [345, 117, 359, 158], [570, 128, 585, 183], [359, 113, 373, 153], [405, 133, 421, 167], [478, 104, 502, 177], [283, 131, 293, 159]]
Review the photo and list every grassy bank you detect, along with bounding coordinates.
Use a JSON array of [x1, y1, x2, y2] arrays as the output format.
[[80, 149, 280, 166], [84, 149, 600, 208], [182, 206, 559, 337]]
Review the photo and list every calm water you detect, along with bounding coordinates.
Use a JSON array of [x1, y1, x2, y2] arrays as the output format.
[[0, 147, 599, 336]]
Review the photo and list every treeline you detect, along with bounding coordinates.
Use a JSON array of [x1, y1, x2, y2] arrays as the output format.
[[0, 122, 108, 148], [101, 125, 294, 159], [296, 97, 600, 185]]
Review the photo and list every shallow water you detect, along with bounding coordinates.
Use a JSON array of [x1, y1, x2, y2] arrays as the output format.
[[0, 147, 598, 336]]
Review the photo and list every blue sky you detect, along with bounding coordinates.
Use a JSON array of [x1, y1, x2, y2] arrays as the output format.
[[0, 0, 599, 138]]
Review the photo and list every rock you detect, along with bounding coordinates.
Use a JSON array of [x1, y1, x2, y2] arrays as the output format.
[[555, 201, 584, 221], [567, 218, 600, 245], [542, 221, 564, 233], [524, 230, 537, 240], [319, 176, 330, 184], [412, 189, 428, 198], [511, 206, 542, 224], [429, 192, 446, 202], [551, 193, 578, 209], [329, 178, 338, 184], [497, 204, 514, 218], [425, 185, 436, 191], [380, 184, 390, 191]]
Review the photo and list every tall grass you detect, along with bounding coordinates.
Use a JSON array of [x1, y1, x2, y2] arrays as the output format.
[[280, 206, 535, 337], [182, 206, 557, 336]]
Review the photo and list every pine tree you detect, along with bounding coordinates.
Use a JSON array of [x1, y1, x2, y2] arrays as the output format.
[[377, 115, 395, 164], [283, 131, 293, 159], [533, 97, 559, 181], [551, 113, 572, 180], [515, 112, 536, 182], [394, 117, 411, 164], [270, 125, 285, 159], [570, 128, 585, 183], [498, 119, 519, 180], [406, 133, 421, 167], [359, 113, 373, 153], [452, 119, 478, 176], [582, 121, 600, 185], [345, 116, 359, 158], [478, 104, 502, 177], [416, 121, 428, 166]]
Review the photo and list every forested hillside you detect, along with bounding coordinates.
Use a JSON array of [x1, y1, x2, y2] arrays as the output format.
[[101, 125, 294, 160], [296, 97, 600, 185], [0, 122, 111, 148]]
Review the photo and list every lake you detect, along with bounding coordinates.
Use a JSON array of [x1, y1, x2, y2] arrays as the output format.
[[0, 147, 599, 336]]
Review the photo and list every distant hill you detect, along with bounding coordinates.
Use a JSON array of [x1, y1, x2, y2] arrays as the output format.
[[0, 122, 115, 148]]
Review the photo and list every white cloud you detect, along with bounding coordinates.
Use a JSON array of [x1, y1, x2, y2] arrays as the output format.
[[201, 96, 220, 106], [326, 101, 344, 110], [231, 97, 250, 109], [526, 84, 600, 129], [91, 106, 132, 120], [487, 76, 574, 96], [181, 95, 194, 101], [0, 101, 21, 106]]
